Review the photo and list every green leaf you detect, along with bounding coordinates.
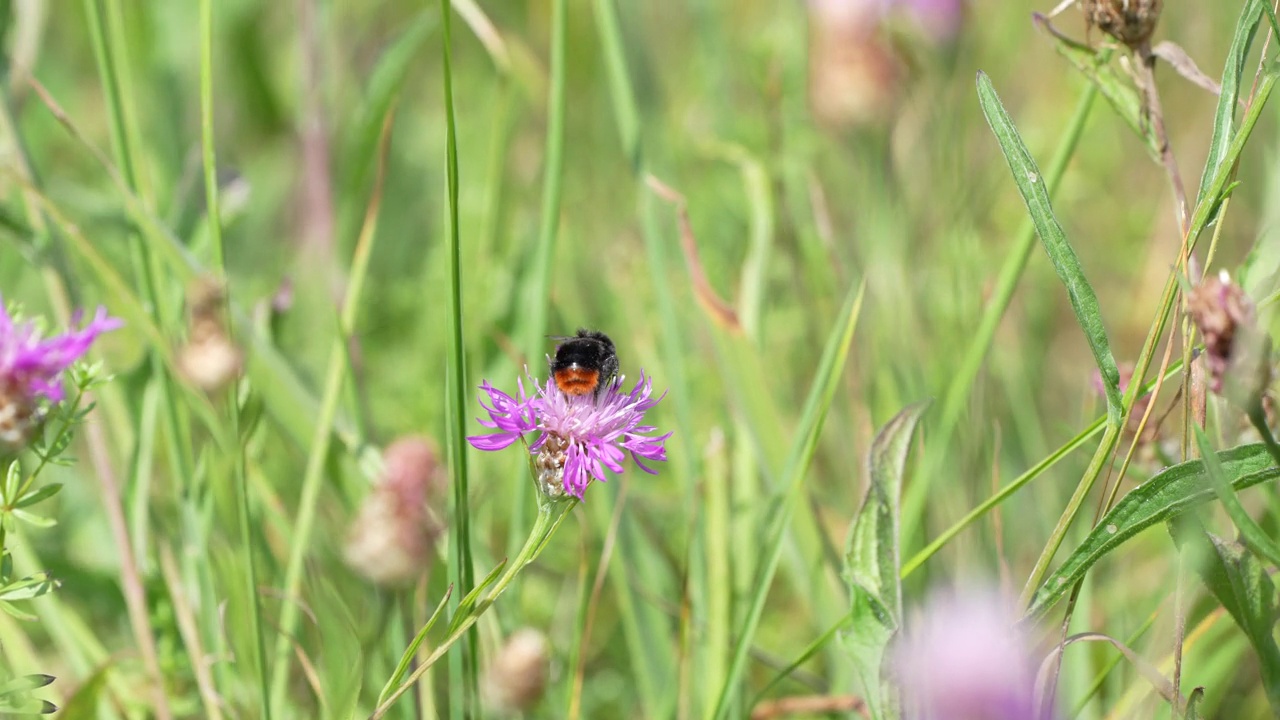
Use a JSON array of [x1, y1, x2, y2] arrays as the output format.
[[1039, 31, 1160, 159], [50, 662, 108, 720], [1196, 0, 1263, 214], [377, 585, 454, 706], [0, 573, 58, 602], [976, 71, 1122, 426], [711, 279, 865, 720], [10, 509, 56, 529], [0, 697, 56, 714], [2, 461, 19, 503], [1024, 444, 1279, 618], [0, 601, 37, 622], [1184, 687, 1206, 720], [840, 400, 931, 719], [1195, 426, 1280, 566], [14, 483, 61, 509], [0, 674, 53, 695], [1169, 526, 1280, 714], [447, 559, 507, 633]]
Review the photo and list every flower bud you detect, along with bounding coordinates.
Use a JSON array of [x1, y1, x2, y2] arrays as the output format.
[[807, 0, 902, 129], [481, 628, 550, 714], [1186, 271, 1271, 409], [344, 436, 444, 587], [177, 277, 243, 393]]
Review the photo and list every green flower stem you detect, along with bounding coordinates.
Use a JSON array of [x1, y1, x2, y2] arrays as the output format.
[[369, 499, 574, 720]]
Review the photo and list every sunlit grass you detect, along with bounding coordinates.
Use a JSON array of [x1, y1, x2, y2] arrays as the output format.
[[1, 1, 1279, 718]]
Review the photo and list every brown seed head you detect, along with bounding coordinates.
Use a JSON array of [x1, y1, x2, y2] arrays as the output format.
[[1187, 271, 1271, 405], [1083, 0, 1163, 48], [0, 378, 38, 449], [344, 435, 445, 587], [481, 628, 550, 714], [178, 276, 243, 392]]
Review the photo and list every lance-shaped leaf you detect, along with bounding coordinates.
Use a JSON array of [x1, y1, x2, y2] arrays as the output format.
[[1168, 523, 1280, 715], [1025, 444, 1278, 618], [977, 71, 1122, 426], [841, 400, 931, 718]]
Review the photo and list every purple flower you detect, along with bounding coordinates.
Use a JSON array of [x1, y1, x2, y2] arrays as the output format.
[[467, 372, 671, 500], [893, 586, 1047, 720], [0, 300, 121, 447]]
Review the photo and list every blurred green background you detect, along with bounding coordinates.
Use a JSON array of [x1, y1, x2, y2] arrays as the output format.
[[2, 0, 1279, 717]]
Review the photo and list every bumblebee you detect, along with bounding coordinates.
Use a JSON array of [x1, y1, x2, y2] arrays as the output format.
[[551, 329, 618, 398]]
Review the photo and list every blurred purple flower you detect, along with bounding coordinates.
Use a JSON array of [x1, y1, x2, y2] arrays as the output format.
[[894, 586, 1046, 720], [0, 301, 120, 404], [894, 0, 965, 41], [0, 300, 121, 447], [467, 372, 671, 500]]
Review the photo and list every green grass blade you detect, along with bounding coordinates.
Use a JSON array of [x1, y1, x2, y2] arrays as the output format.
[[1196, 0, 1263, 211], [266, 97, 398, 712], [711, 279, 865, 719], [976, 71, 1121, 424], [1024, 444, 1278, 619], [1194, 426, 1280, 566], [841, 400, 931, 719], [376, 586, 455, 706], [199, 2, 270, 716], [1169, 516, 1280, 713], [437, 0, 478, 714], [906, 357, 1188, 578], [933, 83, 1097, 445]]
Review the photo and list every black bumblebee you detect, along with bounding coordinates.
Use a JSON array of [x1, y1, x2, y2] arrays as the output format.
[[551, 329, 619, 398]]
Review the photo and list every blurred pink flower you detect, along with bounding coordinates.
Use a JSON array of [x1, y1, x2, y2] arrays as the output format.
[[893, 586, 1046, 720], [895, 0, 965, 41]]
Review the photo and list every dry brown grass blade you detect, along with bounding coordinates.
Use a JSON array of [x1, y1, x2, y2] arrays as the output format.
[[1151, 41, 1223, 96], [644, 174, 742, 331]]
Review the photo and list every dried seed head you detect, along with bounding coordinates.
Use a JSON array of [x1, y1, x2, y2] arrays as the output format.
[[807, 0, 902, 129], [178, 277, 243, 392], [481, 628, 550, 714], [178, 333, 243, 393], [0, 378, 38, 449], [1187, 271, 1272, 407], [344, 436, 445, 587], [1083, 0, 1163, 49]]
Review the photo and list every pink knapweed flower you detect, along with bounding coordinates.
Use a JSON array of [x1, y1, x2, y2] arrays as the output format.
[[467, 372, 671, 500], [893, 586, 1047, 720], [0, 301, 120, 447]]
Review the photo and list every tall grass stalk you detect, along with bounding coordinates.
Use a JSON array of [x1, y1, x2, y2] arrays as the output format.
[[199, 0, 271, 715]]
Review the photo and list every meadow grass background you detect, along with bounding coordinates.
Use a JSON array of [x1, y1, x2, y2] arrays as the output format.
[[2, 0, 1280, 717]]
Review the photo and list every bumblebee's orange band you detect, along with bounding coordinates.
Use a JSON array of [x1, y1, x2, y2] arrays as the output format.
[[554, 368, 599, 395]]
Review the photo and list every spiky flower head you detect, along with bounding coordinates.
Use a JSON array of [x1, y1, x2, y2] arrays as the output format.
[[467, 372, 671, 501], [0, 301, 121, 448]]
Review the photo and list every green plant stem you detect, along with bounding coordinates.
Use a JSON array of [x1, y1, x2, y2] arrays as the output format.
[[199, 1, 270, 716], [369, 501, 574, 719], [903, 84, 1097, 542], [1020, 59, 1278, 610], [437, 0, 478, 713]]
